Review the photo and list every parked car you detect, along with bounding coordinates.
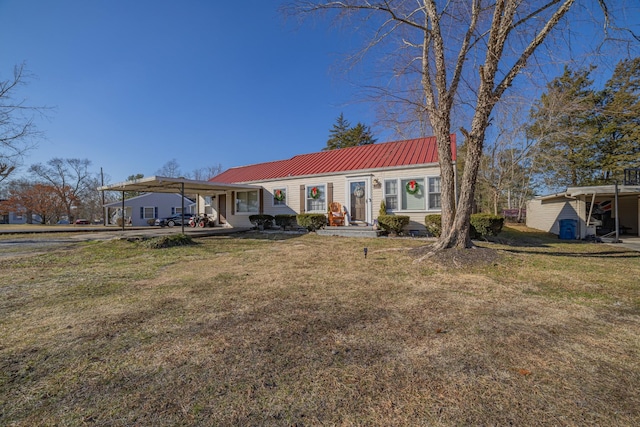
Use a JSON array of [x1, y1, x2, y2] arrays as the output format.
[[155, 213, 192, 227], [74, 219, 90, 225]]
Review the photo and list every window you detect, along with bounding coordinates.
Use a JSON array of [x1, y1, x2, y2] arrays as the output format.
[[171, 207, 184, 215], [306, 184, 326, 212], [236, 190, 259, 213], [383, 176, 441, 211], [384, 180, 398, 211], [401, 178, 426, 210], [273, 187, 287, 207], [140, 206, 157, 219], [428, 177, 441, 209]]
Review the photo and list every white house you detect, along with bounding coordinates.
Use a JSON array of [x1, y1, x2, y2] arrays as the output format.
[[201, 136, 457, 233]]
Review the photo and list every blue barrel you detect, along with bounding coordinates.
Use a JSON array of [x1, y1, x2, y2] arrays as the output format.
[[558, 219, 577, 240]]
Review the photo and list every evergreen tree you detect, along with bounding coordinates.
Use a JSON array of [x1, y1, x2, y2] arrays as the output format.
[[595, 57, 640, 183], [324, 113, 376, 150], [527, 66, 599, 191], [345, 123, 377, 147]]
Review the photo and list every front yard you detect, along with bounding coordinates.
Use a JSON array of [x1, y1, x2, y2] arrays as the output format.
[[1, 228, 639, 425]]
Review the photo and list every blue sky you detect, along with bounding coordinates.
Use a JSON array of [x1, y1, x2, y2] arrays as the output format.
[[0, 0, 377, 183], [1, 1, 638, 184]]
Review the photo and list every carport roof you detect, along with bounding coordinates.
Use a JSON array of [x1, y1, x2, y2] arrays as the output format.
[[538, 184, 640, 201], [97, 175, 260, 194]]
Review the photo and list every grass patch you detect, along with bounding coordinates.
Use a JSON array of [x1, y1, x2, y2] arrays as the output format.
[[0, 230, 639, 425]]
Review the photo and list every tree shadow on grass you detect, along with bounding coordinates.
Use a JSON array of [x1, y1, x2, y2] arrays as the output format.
[[499, 247, 640, 259]]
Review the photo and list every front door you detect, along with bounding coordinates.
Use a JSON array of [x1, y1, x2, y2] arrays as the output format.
[[218, 194, 227, 224], [348, 180, 368, 223]]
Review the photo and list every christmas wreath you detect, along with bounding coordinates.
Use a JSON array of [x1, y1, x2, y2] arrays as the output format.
[[309, 186, 320, 199], [406, 180, 420, 195], [274, 189, 285, 201]]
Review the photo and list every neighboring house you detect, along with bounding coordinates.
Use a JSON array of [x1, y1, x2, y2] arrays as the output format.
[[103, 193, 195, 227], [202, 136, 456, 233], [526, 184, 640, 239], [0, 200, 42, 224], [0, 210, 30, 224]]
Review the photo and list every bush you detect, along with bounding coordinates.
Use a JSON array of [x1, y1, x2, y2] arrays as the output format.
[[142, 234, 195, 249], [147, 218, 157, 226], [424, 214, 442, 237], [296, 213, 327, 232], [377, 214, 410, 235], [470, 213, 504, 239], [248, 214, 275, 229], [275, 214, 297, 230], [379, 200, 387, 216]]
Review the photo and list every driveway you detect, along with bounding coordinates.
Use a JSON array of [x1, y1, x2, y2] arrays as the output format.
[[605, 236, 640, 252], [0, 225, 251, 259]]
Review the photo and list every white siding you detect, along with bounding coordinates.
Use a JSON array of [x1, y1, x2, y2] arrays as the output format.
[[215, 165, 442, 232]]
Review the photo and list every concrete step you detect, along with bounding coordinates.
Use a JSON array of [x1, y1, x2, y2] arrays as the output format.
[[317, 226, 383, 238]]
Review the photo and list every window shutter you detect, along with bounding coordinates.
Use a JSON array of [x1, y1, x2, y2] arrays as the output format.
[[154, 207, 158, 218], [140, 207, 144, 219], [259, 188, 264, 214], [327, 182, 334, 204], [171, 207, 176, 215], [299, 185, 305, 213]]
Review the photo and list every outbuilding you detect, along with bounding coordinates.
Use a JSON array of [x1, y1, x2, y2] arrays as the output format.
[[526, 183, 640, 240]]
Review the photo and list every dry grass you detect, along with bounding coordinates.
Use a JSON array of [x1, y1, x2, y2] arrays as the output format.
[[1, 228, 639, 426]]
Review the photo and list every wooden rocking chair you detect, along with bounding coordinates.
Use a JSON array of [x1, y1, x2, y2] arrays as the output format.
[[328, 202, 345, 226]]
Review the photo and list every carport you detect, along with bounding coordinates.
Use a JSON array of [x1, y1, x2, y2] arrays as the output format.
[[527, 183, 640, 241], [98, 176, 260, 233]]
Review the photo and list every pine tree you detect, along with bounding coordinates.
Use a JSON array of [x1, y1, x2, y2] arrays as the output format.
[[324, 113, 376, 150], [527, 66, 599, 190], [324, 113, 351, 151], [595, 57, 640, 183]]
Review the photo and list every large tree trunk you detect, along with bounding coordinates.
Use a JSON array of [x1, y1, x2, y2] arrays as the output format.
[[433, 75, 497, 251]]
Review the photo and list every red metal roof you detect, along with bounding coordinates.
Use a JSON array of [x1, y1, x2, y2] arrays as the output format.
[[210, 135, 456, 184]]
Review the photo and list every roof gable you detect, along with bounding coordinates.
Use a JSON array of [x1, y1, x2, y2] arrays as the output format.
[[211, 135, 455, 184]]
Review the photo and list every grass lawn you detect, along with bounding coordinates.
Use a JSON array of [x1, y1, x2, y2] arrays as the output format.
[[1, 227, 639, 426]]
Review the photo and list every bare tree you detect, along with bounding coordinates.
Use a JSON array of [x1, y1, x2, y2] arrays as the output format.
[[1, 63, 47, 183], [476, 102, 534, 216], [156, 159, 184, 178], [287, 1, 637, 252], [29, 158, 95, 222], [192, 164, 223, 181]]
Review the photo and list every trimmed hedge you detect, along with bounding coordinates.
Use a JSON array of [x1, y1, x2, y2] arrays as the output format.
[[425, 213, 504, 239], [296, 213, 327, 231], [248, 214, 275, 229], [425, 214, 442, 237], [377, 214, 410, 235], [275, 214, 297, 230], [470, 213, 504, 238]]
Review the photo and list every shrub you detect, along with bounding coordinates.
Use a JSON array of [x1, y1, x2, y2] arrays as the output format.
[[248, 214, 275, 229], [296, 213, 327, 231], [147, 218, 157, 226], [379, 200, 387, 216], [470, 213, 504, 239], [424, 214, 442, 237], [377, 214, 410, 235], [275, 214, 297, 230], [142, 234, 195, 249]]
